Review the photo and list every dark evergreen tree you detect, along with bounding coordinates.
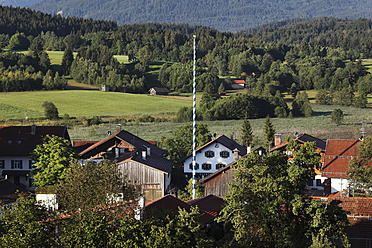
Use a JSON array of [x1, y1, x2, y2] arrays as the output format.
[[61, 47, 74, 75], [264, 115, 275, 148], [241, 115, 253, 148]]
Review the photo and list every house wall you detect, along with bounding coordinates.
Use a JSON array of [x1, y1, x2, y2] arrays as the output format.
[[118, 161, 169, 200], [0, 156, 35, 190], [36, 194, 58, 211], [305, 174, 328, 191], [204, 168, 236, 198], [330, 178, 350, 194], [184, 143, 236, 178]]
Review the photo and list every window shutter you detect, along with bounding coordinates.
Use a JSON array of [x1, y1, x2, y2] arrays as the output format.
[[11, 160, 14, 169], [20, 160, 23, 169]]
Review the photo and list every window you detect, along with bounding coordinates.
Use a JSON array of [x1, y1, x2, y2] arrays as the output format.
[[11, 160, 23, 169], [29, 160, 35, 169], [216, 163, 226, 170], [189, 163, 199, 170], [0, 160, 4, 169], [205, 150, 214, 158], [202, 163, 211, 170], [220, 151, 230, 158], [316, 179, 322, 186]]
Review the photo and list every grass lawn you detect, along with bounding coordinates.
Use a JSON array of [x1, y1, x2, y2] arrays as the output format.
[[113, 55, 130, 64], [69, 103, 372, 144], [361, 59, 372, 74], [0, 91, 191, 120]]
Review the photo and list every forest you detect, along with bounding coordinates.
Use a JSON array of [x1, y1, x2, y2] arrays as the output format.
[[0, 6, 371, 121], [30, 0, 372, 31]]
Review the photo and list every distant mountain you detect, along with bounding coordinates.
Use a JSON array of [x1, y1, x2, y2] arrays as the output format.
[[30, 0, 372, 31], [0, 0, 41, 7]]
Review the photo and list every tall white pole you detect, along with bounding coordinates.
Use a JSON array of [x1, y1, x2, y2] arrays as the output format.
[[192, 34, 196, 200]]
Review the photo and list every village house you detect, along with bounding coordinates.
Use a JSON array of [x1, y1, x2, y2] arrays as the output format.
[[0, 125, 70, 191], [321, 139, 363, 196], [270, 133, 327, 194], [183, 135, 247, 179], [197, 146, 265, 198], [78, 129, 173, 200]]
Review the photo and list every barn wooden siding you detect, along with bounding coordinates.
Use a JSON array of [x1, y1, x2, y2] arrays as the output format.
[[204, 168, 236, 198], [118, 161, 169, 195]]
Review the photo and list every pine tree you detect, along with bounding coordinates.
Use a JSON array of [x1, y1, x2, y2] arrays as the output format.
[[61, 47, 74, 75], [264, 116, 275, 149], [241, 114, 253, 148]]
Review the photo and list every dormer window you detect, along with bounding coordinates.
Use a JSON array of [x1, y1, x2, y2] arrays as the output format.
[[202, 163, 212, 170], [205, 150, 214, 158], [220, 151, 230, 158], [189, 163, 199, 170]]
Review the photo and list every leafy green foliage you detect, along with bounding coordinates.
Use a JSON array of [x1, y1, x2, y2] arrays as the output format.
[[0, 195, 55, 247], [241, 115, 253, 148], [331, 108, 344, 125], [220, 150, 348, 247], [42, 101, 59, 119], [263, 116, 275, 148], [31, 135, 75, 186], [178, 178, 204, 201], [347, 135, 372, 197], [57, 160, 135, 213], [161, 123, 212, 167]]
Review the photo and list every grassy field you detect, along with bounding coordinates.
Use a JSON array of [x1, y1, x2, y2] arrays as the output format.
[[361, 59, 372, 74], [69, 103, 372, 144], [0, 91, 191, 120]]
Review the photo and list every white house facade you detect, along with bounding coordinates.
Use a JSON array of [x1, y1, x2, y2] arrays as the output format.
[[183, 135, 246, 179]]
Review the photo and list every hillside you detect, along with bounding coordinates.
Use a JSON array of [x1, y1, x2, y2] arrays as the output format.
[[30, 0, 372, 31]]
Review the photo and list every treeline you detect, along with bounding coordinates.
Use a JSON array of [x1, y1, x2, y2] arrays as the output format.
[[0, 5, 117, 37], [31, 0, 372, 31]]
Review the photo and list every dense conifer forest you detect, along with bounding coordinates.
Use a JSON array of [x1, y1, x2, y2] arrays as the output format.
[[30, 0, 372, 31], [0, 6, 371, 120]]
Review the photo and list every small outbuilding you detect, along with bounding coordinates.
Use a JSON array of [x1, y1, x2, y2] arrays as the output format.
[[149, 87, 170, 96]]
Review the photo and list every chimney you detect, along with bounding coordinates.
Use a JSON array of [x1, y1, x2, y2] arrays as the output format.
[[247, 146, 251, 154], [146, 147, 151, 156], [31, 123, 36, 135], [116, 124, 121, 133], [274, 134, 282, 147], [233, 148, 239, 161], [142, 150, 147, 160]]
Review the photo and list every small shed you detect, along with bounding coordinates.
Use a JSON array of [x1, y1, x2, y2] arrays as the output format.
[[231, 80, 245, 90], [149, 87, 170, 96], [101, 85, 109, 92]]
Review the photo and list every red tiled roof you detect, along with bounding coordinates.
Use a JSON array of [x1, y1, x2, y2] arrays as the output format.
[[0, 179, 30, 204], [322, 139, 361, 178], [73, 141, 99, 147], [312, 196, 372, 239], [0, 126, 70, 156], [144, 195, 216, 224], [186, 195, 225, 217], [233, 80, 245, 84]]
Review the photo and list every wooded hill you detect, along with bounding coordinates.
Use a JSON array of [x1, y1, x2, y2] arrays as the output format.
[[0, 5, 371, 120], [30, 0, 372, 31]]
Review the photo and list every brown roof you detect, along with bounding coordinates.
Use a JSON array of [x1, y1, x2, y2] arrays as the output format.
[[0, 125, 70, 156], [151, 87, 170, 93], [186, 195, 225, 217], [144, 194, 216, 224], [270, 133, 326, 152], [322, 139, 361, 178], [0, 179, 30, 204]]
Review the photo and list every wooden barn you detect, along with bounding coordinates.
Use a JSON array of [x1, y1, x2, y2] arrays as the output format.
[[78, 129, 173, 200], [149, 87, 170, 96]]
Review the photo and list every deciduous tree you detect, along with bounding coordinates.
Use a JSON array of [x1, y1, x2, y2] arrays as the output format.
[[31, 135, 75, 187]]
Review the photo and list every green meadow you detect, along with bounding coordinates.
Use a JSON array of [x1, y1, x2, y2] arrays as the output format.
[[0, 91, 190, 120]]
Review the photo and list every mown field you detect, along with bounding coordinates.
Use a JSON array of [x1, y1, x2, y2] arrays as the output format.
[[0, 91, 190, 120], [68, 103, 372, 144]]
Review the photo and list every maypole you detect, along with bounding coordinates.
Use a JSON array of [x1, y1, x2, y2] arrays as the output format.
[[192, 34, 196, 200]]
